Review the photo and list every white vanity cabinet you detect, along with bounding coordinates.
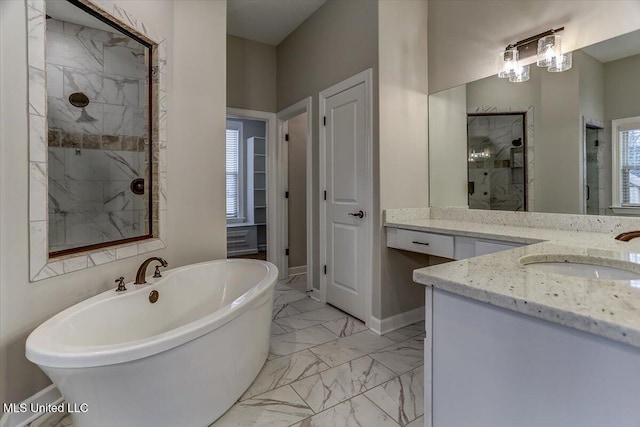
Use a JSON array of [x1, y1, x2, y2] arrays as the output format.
[[386, 227, 524, 259], [427, 288, 640, 427]]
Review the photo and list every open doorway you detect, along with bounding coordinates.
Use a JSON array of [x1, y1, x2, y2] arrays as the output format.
[[225, 117, 268, 260], [225, 109, 277, 264], [283, 113, 308, 291], [277, 97, 313, 292]]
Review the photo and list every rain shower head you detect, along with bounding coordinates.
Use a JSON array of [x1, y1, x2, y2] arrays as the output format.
[[69, 92, 98, 123]]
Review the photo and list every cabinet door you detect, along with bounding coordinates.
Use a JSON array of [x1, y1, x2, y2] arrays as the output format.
[[474, 240, 521, 256]]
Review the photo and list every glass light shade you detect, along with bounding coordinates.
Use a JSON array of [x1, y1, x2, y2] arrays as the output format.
[[509, 64, 530, 83], [548, 52, 573, 72], [537, 34, 562, 67], [498, 48, 519, 78]]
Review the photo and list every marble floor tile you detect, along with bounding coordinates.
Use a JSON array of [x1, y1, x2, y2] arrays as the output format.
[[404, 322, 426, 332], [338, 330, 397, 353], [240, 350, 330, 401], [275, 306, 347, 331], [406, 415, 424, 427], [292, 394, 400, 427], [370, 336, 424, 375], [271, 322, 289, 336], [211, 385, 314, 427], [290, 355, 396, 413], [307, 338, 368, 367], [283, 274, 308, 293], [322, 316, 368, 338], [269, 325, 338, 358], [309, 330, 396, 367], [365, 366, 424, 425], [383, 322, 425, 342], [272, 303, 301, 320], [285, 273, 307, 284], [275, 282, 292, 291], [272, 287, 308, 306], [289, 298, 326, 313]]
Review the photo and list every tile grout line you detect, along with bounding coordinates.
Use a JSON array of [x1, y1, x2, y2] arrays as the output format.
[[360, 392, 404, 427], [364, 365, 427, 426], [286, 354, 402, 417]]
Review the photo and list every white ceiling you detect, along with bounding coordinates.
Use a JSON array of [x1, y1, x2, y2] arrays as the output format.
[[227, 0, 327, 46], [582, 29, 640, 63]]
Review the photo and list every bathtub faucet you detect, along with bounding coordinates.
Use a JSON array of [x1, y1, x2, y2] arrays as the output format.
[[134, 257, 168, 284]]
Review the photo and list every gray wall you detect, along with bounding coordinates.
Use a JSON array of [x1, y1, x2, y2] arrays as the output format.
[[277, 0, 379, 290], [227, 35, 277, 112], [377, 0, 429, 319], [287, 113, 307, 269], [604, 54, 640, 121]]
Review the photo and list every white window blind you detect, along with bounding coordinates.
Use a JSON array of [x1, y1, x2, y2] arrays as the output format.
[[620, 125, 640, 206], [226, 127, 240, 218]]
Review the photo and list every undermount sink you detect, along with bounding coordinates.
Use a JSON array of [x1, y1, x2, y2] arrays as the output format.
[[520, 254, 640, 280]]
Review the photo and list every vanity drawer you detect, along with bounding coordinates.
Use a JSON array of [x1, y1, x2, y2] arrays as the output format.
[[387, 228, 454, 258]]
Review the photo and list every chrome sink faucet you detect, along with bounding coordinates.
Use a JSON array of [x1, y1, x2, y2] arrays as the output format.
[[134, 257, 168, 284]]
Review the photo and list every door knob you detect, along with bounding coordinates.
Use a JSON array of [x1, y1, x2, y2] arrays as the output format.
[[348, 210, 365, 219]]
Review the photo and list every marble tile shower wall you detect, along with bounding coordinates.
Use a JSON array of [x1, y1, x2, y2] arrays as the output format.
[[48, 147, 146, 252], [46, 19, 149, 251], [468, 115, 526, 211]]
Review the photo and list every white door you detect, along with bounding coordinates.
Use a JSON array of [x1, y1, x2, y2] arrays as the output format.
[[323, 81, 369, 321]]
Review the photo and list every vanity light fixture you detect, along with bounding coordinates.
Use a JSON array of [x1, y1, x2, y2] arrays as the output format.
[[498, 48, 519, 78], [548, 52, 573, 72], [498, 27, 571, 83], [536, 33, 561, 67], [509, 63, 530, 83], [469, 149, 491, 162]]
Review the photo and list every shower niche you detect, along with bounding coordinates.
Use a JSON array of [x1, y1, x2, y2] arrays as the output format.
[[467, 113, 527, 211]]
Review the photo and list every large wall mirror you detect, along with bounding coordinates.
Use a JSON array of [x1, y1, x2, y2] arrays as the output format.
[[429, 29, 640, 217], [28, 0, 168, 281]]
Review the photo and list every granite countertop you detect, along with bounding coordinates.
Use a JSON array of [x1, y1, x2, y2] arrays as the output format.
[[384, 208, 640, 348]]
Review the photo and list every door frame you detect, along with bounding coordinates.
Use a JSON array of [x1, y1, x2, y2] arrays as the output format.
[[276, 97, 313, 287], [226, 108, 278, 268], [319, 69, 373, 325]]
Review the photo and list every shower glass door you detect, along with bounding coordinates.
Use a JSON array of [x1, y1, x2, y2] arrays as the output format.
[[467, 113, 526, 211], [585, 125, 603, 215]]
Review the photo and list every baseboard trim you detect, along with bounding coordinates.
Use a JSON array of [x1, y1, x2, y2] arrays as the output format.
[[288, 265, 307, 276], [0, 384, 62, 427], [369, 306, 425, 335], [309, 288, 322, 302]]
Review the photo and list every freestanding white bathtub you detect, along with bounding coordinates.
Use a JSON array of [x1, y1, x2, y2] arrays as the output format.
[[26, 259, 278, 427]]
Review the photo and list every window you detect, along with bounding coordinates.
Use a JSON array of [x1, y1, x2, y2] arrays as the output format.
[[612, 117, 640, 209], [226, 120, 244, 222]]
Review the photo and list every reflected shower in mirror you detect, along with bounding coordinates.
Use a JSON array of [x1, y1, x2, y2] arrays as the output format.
[[45, 0, 153, 255], [429, 29, 640, 217], [467, 113, 526, 211]]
